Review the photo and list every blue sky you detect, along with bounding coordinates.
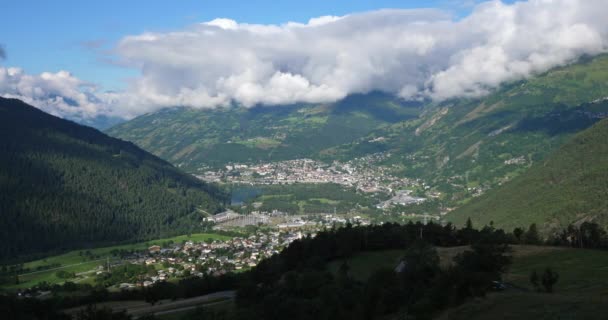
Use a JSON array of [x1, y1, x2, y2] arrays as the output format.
[[0, 0, 492, 90], [3, 0, 597, 124]]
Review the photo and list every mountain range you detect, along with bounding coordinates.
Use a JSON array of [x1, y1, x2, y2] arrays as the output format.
[[2, 53, 608, 262], [107, 92, 422, 171], [107, 54, 608, 231]]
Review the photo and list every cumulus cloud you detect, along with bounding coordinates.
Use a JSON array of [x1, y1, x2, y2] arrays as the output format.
[[1, 0, 608, 120], [0, 67, 113, 120], [111, 0, 608, 116]]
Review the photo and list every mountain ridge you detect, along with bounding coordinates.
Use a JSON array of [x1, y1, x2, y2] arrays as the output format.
[[447, 117, 608, 232], [0, 97, 228, 261], [107, 91, 422, 171]]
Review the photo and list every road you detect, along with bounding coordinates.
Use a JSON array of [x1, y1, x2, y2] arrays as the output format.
[[138, 296, 233, 318], [63, 290, 236, 318], [128, 290, 235, 318]]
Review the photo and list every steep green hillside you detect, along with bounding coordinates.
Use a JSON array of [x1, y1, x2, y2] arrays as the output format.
[[447, 118, 608, 231], [0, 98, 228, 261], [107, 92, 421, 171], [332, 54, 608, 203]]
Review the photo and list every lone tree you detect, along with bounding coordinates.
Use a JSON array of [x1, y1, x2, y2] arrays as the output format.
[[513, 227, 524, 243], [541, 268, 559, 293], [529, 270, 540, 291]]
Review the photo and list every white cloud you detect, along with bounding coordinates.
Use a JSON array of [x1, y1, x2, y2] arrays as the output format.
[[110, 0, 608, 116], [1, 0, 608, 120], [0, 66, 113, 120]]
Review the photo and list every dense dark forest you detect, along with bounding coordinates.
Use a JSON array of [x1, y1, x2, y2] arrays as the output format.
[[0, 98, 229, 261]]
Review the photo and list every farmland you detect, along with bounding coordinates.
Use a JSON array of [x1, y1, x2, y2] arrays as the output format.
[[4, 233, 232, 290]]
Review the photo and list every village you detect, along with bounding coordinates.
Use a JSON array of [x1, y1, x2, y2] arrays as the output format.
[[196, 152, 426, 194], [101, 230, 297, 289], [102, 217, 365, 290]]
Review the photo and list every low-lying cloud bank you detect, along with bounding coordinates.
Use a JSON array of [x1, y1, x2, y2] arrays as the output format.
[[0, 67, 113, 120], [1, 0, 608, 121]]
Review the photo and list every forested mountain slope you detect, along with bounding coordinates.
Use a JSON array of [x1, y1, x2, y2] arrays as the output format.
[[0, 98, 228, 261], [447, 118, 608, 232], [106, 92, 422, 171]]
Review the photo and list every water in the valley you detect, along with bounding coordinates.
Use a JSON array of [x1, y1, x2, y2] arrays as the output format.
[[230, 186, 263, 205]]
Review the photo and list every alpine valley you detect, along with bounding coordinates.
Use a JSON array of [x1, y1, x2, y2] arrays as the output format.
[[108, 54, 608, 232], [4, 2, 608, 319]]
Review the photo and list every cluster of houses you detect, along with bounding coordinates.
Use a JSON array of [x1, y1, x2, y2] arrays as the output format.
[[196, 152, 421, 195], [116, 230, 308, 288], [108, 214, 376, 289]]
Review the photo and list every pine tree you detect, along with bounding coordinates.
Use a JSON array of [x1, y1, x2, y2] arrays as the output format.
[[466, 218, 473, 230], [513, 227, 524, 243]]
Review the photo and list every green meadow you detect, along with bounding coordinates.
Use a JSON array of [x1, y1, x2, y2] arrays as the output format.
[[4, 233, 232, 290], [327, 245, 608, 319]]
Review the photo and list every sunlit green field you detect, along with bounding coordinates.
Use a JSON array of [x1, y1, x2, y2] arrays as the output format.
[[505, 246, 608, 294], [4, 233, 232, 290]]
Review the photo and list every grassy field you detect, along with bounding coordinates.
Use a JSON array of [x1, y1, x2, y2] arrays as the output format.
[[441, 246, 608, 319], [4, 233, 232, 290], [328, 250, 404, 282], [505, 246, 608, 294], [437, 291, 608, 320], [327, 245, 608, 319], [327, 246, 471, 281]]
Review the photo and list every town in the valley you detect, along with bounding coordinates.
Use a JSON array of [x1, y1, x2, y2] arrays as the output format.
[[81, 215, 364, 291], [196, 152, 422, 194]]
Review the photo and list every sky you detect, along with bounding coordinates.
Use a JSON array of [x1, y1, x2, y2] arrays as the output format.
[[0, 0, 487, 90], [1, 0, 606, 122]]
